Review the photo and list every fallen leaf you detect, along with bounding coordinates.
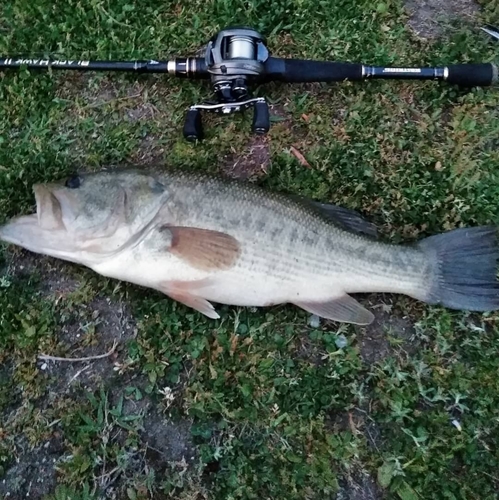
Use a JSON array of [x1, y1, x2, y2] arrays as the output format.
[[377, 461, 395, 488], [348, 412, 361, 435], [230, 333, 239, 356], [290, 146, 311, 168]]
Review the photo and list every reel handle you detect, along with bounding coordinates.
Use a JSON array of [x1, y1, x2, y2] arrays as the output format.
[[182, 97, 270, 141]]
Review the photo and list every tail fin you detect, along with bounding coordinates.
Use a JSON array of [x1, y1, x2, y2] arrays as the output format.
[[418, 225, 499, 311]]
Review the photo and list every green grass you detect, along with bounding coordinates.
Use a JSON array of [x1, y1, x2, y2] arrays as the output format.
[[1, 0, 499, 499]]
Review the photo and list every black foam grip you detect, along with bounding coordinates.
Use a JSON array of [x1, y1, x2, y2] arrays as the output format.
[[264, 57, 363, 83], [446, 63, 497, 87]]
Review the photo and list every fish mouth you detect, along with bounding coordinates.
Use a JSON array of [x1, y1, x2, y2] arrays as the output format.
[[0, 183, 78, 256], [34, 183, 67, 231]]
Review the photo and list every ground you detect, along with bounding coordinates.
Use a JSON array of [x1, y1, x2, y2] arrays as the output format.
[[405, 0, 481, 39], [1, 0, 499, 499]]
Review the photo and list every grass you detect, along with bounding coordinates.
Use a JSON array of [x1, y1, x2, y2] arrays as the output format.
[[1, 0, 499, 498]]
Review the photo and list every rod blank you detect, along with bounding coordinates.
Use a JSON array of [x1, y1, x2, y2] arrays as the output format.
[[0, 57, 169, 73], [0, 56, 209, 78], [0, 56, 496, 87]]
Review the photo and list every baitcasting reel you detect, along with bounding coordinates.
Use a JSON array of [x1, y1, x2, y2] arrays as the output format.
[[181, 27, 271, 141]]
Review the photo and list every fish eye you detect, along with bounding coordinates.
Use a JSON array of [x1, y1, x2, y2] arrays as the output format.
[[65, 175, 81, 189]]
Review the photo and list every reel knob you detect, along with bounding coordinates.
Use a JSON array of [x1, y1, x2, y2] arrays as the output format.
[[252, 100, 270, 134], [183, 108, 204, 142]]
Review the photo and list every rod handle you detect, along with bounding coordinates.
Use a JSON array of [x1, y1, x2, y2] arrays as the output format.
[[264, 57, 363, 83], [446, 63, 498, 87]]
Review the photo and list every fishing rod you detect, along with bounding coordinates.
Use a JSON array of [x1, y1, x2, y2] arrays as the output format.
[[1, 25, 498, 142]]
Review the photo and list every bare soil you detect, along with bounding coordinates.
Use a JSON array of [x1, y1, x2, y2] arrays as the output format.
[[337, 471, 386, 500], [405, 0, 481, 39], [222, 134, 271, 180], [356, 295, 417, 365]]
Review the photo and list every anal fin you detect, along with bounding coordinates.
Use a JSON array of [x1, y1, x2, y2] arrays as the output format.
[[294, 294, 374, 325], [167, 291, 220, 319], [159, 280, 220, 319]]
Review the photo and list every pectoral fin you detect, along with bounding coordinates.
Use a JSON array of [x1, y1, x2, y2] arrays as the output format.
[[294, 295, 374, 325], [160, 226, 241, 271]]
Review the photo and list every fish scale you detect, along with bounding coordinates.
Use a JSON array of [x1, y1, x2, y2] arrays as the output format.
[[157, 170, 429, 297]]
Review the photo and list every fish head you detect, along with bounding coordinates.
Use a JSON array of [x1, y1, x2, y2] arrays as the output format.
[[0, 169, 170, 263]]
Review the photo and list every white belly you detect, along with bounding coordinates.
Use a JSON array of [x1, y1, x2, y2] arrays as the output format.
[[90, 246, 205, 289], [189, 273, 338, 307], [89, 245, 342, 309]]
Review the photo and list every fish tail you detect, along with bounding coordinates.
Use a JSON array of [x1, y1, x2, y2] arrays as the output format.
[[417, 225, 499, 311]]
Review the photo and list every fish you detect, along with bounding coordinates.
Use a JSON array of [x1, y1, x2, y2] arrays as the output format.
[[1, 167, 498, 324]]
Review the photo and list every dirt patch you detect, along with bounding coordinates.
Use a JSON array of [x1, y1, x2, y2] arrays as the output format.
[[4, 249, 80, 299], [5, 250, 137, 389], [337, 470, 386, 500], [323, 409, 384, 498], [39, 295, 138, 404], [56, 73, 160, 123], [294, 295, 417, 367], [129, 134, 166, 165], [269, 102, 292, 124], [222, 134, 271, 180], [88, 80, 159, 124], [355, 296, 417, 365], [56, 72, 118, 108], [140, 409, 197, 471], [405, 0, 481, 39], [0, 361, 17, 413], [295, 333, 327, 367], [97, 403, 197, 498], [1, 400, 198, 499], [0, 433, 65, 499]]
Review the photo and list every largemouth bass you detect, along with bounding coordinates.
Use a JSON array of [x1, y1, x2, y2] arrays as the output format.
[[1, 167, 498, 324]]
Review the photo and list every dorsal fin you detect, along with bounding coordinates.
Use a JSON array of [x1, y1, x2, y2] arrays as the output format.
[[292, 195, 378, 238]]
